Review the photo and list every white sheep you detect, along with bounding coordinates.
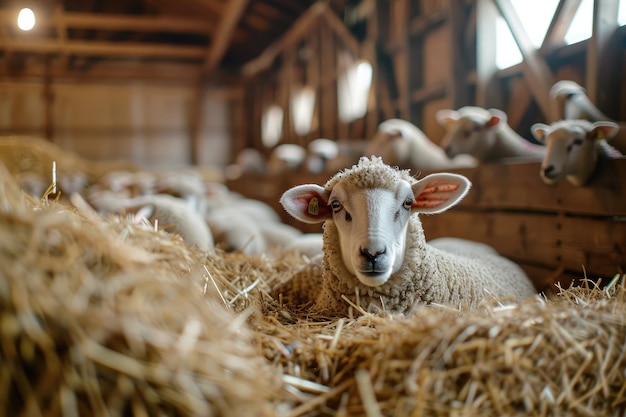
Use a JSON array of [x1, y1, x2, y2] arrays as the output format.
[[90, 193, 214, 251], [436, 106, 545, 163], [530, 119, 621, 186], [267, 144, 307, 175], [306, 138, 339, 174], [364, 119, 477, 170], [550, 80, 612, 121], [278, 156, 536, 315]]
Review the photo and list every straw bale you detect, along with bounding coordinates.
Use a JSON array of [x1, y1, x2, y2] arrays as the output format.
[[0, 165, 285, 417]]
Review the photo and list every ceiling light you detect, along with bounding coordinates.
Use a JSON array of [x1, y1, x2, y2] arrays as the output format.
[[17, 8, 36, 31]]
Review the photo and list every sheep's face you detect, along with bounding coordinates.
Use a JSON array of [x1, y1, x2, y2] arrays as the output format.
[[531, 121, 619, 186], [436, 109, 501, 161], [280, 159, 471, 288], [327, 180, 414, 286]]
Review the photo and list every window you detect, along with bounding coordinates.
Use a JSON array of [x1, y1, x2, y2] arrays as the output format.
[[496, 0, 559, 69], [338, 59, 372, 123], [290, 86, 316, 136], [261, 105, 283, 148], [620, 0, 626, 26], [564, 0, 593, 45]]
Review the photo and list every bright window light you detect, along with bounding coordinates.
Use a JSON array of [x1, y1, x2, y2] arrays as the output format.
[[261, 105, 283, 148], [338, 60, 372, 123], [17, 8, 36, 31], [495, 0, 559, 69], [565, 0, 593, 44], [620, 0, 626, 26], [290, 86, 316, 136], [511, 0, 559, 47], [496, 16, 523, 69]]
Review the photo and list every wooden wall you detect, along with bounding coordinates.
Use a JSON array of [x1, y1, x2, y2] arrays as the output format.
[[228, 157, 626, 292], [0, 75, 244, 169]]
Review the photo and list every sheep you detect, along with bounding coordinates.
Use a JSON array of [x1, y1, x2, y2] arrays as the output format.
[[88, 192, 214, 251], [436, 106, 545, 163], [550, 79, 626, 154], [364, 119, 477, 170], [306, 138, 339, 174], [550, 80, 612, 121], [267, 144, 307, 175], [530, 119, 621, 186], [278, 156, 536, 316]]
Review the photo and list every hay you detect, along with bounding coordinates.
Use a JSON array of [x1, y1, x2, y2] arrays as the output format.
[[1, 140, 625, 416], [0, 164, 284, 416]]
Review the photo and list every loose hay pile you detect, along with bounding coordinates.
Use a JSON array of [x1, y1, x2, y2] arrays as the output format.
[[1, 146, 625, 416]]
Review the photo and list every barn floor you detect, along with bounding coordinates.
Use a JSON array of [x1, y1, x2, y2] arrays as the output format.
[[1, 144, 625, 417]]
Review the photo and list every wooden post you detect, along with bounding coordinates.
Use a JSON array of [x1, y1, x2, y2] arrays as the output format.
[[448, 0, 471, 109], [587, 0, 620, 118], [43, 56, 54, 141]]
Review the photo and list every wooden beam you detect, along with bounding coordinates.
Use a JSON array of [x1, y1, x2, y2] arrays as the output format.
[[411, 83, 446, 104], [203, 0, 249, 73], [409, 10, 446, 36], [541, 0, 582, 52], [2, 38, 206, 60], [242, 2, 328, 76], [448, 0, 470, 108], [43, 56, 54, 141], [493, 0, 555, 119], [321, 7, 361, 55], [54, 4, 69, 72], [586, 0, 620, 115], [0, 10, 213, 35]]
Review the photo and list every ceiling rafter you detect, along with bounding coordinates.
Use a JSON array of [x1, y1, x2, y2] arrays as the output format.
[[203, 0, 250, 73], [0, 10, 213, 35], [492, 0, 555, 119], [541, 0, 582, 52]]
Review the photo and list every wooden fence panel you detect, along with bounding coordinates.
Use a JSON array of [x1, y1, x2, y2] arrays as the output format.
[[226, 157, 626, 289]]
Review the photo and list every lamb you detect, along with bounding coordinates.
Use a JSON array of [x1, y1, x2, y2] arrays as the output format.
[[89, 192, 214, 251], [550, 80, 612, 121], [364, 119, 477, 170], [436, 106, 545, 163], [267, 144, 307, 175], [549, 79, 626, 154], [530, 119, 621, 186], [278, 156, 536, 316], [305, 138, 339, 174]]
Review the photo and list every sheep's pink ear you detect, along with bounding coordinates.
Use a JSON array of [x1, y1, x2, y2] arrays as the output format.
[[280, 184, 332, 224], [435, 109, 459, 128], [531, 123, 550, 143], [411, 173, 471, 214], [589, 121, 620, 141]]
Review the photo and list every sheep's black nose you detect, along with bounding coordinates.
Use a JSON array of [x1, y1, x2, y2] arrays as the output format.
[[360, 248, 386, 264], [543, 165, 555, 176]]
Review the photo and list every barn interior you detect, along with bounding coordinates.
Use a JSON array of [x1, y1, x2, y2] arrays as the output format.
[[1, 0, 626, 416]]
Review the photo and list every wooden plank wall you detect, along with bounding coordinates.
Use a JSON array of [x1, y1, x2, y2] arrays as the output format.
[[228, 157, 626, 293]]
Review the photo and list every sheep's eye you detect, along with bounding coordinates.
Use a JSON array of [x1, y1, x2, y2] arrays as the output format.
[[567, 138, 584, 152], [330, 200, 342, 213], [402, 198, 414, 210]]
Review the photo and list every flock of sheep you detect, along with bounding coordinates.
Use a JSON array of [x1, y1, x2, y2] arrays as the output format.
[[272, 80, 624, 315], [236, 80, 623, 188], [14, 79, 622, 317]]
